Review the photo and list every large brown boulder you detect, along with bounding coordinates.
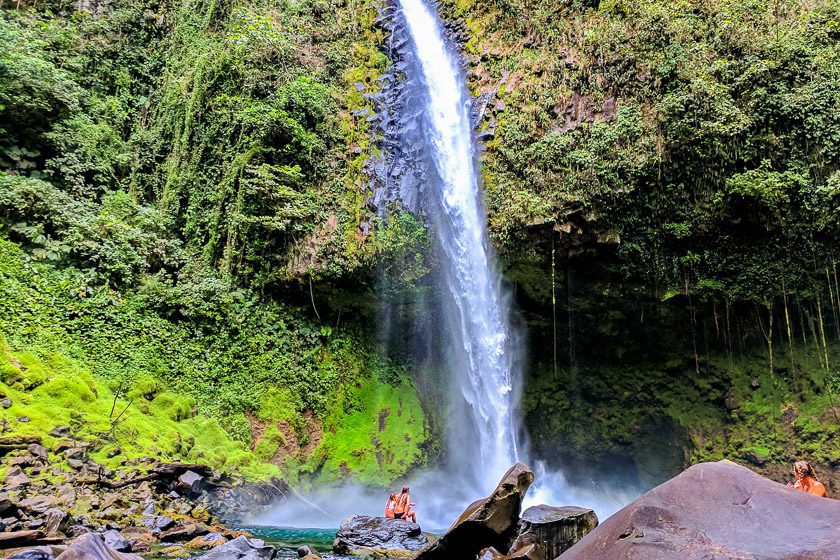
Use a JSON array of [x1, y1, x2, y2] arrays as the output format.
[[414, 462, 535, 560], [510, 505, 597, 559], [560, 460, 840, 560]]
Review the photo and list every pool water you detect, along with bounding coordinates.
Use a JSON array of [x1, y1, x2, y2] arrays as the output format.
[[242, 526, 351, 559]]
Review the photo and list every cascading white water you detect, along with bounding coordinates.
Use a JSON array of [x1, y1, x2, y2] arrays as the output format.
[[396, 0, 521, 495]]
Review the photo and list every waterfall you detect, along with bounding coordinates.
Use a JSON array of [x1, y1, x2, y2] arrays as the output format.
[[389, 0, 522, 496]]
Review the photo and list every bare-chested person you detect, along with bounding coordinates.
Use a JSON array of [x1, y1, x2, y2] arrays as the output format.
[[787, 460, 827, 497]]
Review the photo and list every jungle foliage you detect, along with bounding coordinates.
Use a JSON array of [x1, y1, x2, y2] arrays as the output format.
[[450, 0, 839, 303], [0, 0, 428, 484], [444, 0, 840, 485]]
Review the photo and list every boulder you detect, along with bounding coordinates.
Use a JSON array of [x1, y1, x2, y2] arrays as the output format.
[[190, 504, 211, 522], [560, 460, 840, 560], [101, 530, 132, 552], [63, 448, 85, 461], [298, 544, 322, 558], [0, 530, 45, 547], [332, 515, 428, 555], [414, 462, 534, 560], [195, 536, 276, 559], [176, 470, 204, 495], [65, 523, 92, 538], [510, 505, 597, 559], [6, 466, 30, 488], [159, 522, 211, 542], [49, 427, 71, 438], [43, 508, 69, 536], [119, 527, 155, 552], [27, 444, 49, 461], [8, 454, 35, 468], [140, 514, 174, 533], [7, 547, 57, 559], [185, 532, 228, 550], [55, 533, 143, 560], [0, 492, 16, 515], [19, 495, 60, 514], [53, 440, 73, 453]]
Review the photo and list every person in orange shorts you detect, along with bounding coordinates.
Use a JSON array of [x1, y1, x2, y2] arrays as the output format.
[[787, 460, 827, 497]]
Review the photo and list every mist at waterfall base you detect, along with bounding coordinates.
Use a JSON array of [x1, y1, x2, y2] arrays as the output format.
[[255, 0, 641, 532], [252, 462, 641, 532]]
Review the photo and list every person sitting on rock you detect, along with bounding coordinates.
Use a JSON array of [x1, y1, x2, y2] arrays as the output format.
[[384, 492, 397, 519], [394, 485, 417, 523], [787, 460, 827, 497]]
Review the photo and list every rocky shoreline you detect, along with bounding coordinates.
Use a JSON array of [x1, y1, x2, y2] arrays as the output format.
[[0, 427, 287, 559], [1, 439, 601, 560], [7, 436, 835, 560]]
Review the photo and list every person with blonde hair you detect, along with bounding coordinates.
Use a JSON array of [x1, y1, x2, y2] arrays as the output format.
[[787, 460, 827, 497], [384, 492, 398, 519]]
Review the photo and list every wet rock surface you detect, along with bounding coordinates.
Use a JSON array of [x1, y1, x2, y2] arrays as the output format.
[[332, 515, 428, 556], [560, 460, 840, 560], [511, 505, 597, 559]]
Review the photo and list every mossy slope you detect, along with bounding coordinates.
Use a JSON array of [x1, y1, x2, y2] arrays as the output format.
[[0, 236, 428, 485]]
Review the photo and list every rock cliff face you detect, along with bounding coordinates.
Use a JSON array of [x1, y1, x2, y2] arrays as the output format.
[[561, 460, 840, 560]]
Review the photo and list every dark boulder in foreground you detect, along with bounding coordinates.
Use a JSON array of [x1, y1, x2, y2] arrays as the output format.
[[561, 460, 840, 560], [511, 505, 597, 559], [414, 462, 534, 560], [332, 515, 427, 556]]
